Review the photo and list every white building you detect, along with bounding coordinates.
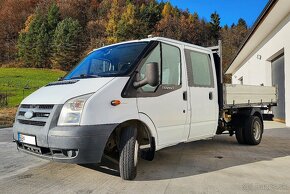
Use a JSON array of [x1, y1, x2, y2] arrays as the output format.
[[226, 0, 290, 126]]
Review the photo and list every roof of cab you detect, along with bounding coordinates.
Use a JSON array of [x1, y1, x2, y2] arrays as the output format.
[[92, 37, 211, 53], [142, 37, 211, 52]]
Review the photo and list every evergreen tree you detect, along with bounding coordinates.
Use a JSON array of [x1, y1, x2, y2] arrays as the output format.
[[52, 18, 83, 71], [138, 1, 161, 37], [47, 3, 61, 64], [17, 3, 61, 68], [34, 23, 49, 68], [237, 18, 247, 28], [17, 12, 44, 67], [47, 3, 60, 32], [210, 11, 221, 45]]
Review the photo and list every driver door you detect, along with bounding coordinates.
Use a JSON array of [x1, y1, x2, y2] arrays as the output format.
[[137, 42, 188, 147]]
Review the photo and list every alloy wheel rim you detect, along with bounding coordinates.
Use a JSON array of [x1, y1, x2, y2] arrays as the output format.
[[253, 120, 261, 141], [134, 140, 139, 167]]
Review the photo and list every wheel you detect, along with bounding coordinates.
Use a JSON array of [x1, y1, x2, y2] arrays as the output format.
[[141, 138, 155, 161], [235, 126, 246, 144], [233, 116, 246, 144], [243, 116, 263, 145], [119, 126, 139, 180]]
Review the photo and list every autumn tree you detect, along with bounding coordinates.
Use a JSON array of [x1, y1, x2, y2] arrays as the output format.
[[57, 0, 89, 27], [179, 11, 201, 44], [2, 0, 251, 76], [106, 0, 120, 43], [0, 0, 37, 62], [220, 18, 249, 83], [116, 3, 138, 41], [155, 2, 181, 39], [86, 19, 106, 50]]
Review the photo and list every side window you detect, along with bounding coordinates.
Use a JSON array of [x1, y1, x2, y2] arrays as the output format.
[[161, 43, 181, 85], [140, 44, 161, 92], [185, 49, 214, 87], [139, 43, 181, 92]]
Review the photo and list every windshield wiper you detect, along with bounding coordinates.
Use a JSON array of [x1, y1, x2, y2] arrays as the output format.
[[70, 74, 99, 79]]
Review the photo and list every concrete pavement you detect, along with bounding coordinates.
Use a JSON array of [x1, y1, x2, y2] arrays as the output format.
[[0, 121, 290, 194]]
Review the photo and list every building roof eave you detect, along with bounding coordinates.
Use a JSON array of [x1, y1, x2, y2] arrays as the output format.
[[225, 0, 278, 74]]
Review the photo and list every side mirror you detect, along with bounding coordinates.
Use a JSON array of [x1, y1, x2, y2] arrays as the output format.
[[58, 77, 63, 81], [133, 62, 159, 88]]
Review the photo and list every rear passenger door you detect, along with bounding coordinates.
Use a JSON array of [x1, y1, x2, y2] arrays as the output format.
[[184, 47, 218, 140]]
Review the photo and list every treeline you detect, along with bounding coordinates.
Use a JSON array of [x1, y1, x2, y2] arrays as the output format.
[[0, 0, 249, 76]]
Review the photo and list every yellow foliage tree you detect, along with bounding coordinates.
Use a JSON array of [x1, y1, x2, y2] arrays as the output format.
[[22, 14, 35, 33], [106, 0, 119, 44]]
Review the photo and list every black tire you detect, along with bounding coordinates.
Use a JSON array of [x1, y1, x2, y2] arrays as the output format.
[[243, 116, 263, 145], [233, 116, 246, 144], [141, 138, 155, 161], [119, 126, 139, 180], [235, 126, 246, 144]]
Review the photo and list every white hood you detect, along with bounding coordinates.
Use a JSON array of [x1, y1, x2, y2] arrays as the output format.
[[21, 77, 115, 105]]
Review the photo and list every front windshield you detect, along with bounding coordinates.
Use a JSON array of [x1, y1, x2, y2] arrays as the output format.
[[64, 42, 149, 79]]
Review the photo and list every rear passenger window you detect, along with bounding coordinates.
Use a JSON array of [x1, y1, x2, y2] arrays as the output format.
[[185, 50, 214, 87]]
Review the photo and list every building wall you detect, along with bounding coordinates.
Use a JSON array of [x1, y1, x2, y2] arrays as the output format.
[[232, 14, 290, 126]]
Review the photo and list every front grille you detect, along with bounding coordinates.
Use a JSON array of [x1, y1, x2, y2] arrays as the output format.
[[20, 104, 31, 109], [18, 111, 50, 118], [21, 104, 54, 110], [17, 104, 55, 127], [39, 105, 54, 109], [18, 119, 46, 126]]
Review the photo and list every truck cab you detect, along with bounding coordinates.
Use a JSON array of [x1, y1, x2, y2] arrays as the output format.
[[13, 37, 275, 180]]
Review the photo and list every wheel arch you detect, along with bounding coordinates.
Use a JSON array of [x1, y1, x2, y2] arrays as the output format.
[[104, 116, 158, 154]]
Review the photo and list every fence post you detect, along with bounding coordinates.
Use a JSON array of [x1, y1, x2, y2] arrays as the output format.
[[5, 91, 8, 106]]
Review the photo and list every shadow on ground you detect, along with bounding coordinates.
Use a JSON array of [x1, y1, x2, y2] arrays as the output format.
[[81, 126, 290, 181]]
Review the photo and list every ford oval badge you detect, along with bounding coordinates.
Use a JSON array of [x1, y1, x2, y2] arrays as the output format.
[[24, 111, 34, 119]]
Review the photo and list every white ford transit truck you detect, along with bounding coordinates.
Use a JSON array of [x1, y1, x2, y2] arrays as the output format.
[[13, 37, 277, 180]]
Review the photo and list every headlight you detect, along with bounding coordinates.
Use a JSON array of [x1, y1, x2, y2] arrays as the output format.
[[58, 93, 93, 126]]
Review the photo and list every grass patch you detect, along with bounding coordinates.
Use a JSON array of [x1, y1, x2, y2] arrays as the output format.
[[0, 68, 66, 107]]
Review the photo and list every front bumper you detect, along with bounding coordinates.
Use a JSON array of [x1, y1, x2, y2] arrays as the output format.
[[14, 124, 117, 164]]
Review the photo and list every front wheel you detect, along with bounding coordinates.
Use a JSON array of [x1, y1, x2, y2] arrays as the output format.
[[243, 116, 263, 145], [119, 126, 139, 180]]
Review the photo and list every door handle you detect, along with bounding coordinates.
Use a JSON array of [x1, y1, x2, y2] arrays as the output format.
[[183, 91, 187, 101], [209, 92, 213, 100]]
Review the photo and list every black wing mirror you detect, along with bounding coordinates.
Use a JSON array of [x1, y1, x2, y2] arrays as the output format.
[[133, 62, 159, 88]]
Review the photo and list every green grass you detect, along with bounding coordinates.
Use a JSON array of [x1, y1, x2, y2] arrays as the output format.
[[0, 68, 66, 107]]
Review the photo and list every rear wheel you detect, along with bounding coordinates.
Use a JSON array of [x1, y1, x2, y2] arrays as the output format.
[[119, 126, 139, 180], [235, 126, 246, 144], [243, 116, 263, 145], [233, 116, 246, 144]]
